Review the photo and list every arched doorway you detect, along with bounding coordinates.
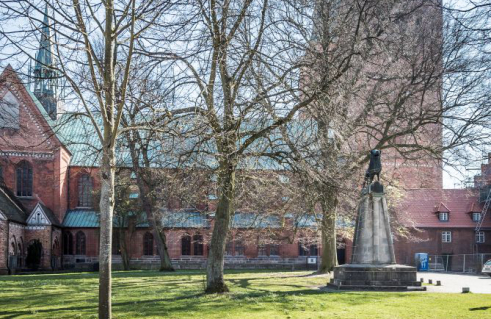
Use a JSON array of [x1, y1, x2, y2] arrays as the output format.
[[26, 239, 43, 270], [336, 240, 346, 265]]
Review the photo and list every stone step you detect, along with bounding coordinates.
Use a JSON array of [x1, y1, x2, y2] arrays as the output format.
[[327, 283, 427, 291]]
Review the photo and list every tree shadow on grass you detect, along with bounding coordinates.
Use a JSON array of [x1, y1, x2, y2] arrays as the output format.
[[469, 306, 491, 311]]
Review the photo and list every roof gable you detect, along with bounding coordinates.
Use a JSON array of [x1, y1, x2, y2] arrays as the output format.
[[27, 203, 51, 226], [27, 202, 61, 227], [0, 186, 27, 224], [0, 65, 64, 153]]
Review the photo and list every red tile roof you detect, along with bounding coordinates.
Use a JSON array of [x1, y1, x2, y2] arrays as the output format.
[[395, 189, 491, 229]]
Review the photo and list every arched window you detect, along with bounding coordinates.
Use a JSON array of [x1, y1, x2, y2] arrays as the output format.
[[78, 174, 93, 207], [143, 232, 154, 256], [75, 231, 86, 255], [193, 234, 203, 256], [16, 161, 33, 197], [63, 232, 73, 255], [181, 234, 191, 256]]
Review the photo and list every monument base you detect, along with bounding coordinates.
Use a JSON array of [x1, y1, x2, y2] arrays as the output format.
[[328, 264, 425, 291]]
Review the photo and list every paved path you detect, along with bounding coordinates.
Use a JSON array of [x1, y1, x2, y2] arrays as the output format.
[[418, 272, 491, 294]]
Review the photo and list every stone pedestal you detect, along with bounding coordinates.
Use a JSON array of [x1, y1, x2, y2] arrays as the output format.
[[330, 180, 423, 291], [329, 264, 423, 291]]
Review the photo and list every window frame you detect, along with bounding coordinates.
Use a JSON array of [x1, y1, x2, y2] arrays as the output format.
[[143, 232, 154, 256], [77, 174, 93, 208], [75, 231, 86, 255], [193, 234, 204, 256], [439, 212, 449, 222], [442, 231, 452, 243], [15, 161, 33, 197], [476, 231, 485, 243], [472, 213, 482, 223], [181, 234, 191, 256]]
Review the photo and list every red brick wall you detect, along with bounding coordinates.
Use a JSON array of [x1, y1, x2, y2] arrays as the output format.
[[0, 220, 7, 271]]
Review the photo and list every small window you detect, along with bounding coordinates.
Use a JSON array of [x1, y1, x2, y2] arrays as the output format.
[[143, 232, 154, 255], [75, 231, 86, 255], [476, 231, 485, 243], [234, 241, 245, 256], [299, 243, 318, 256], [181, 235, 191, 256], [439, 212, 449, 222], [472, 213, 481, 222], [442, 231, 452, 243], [193, 235, 203, 256], [269, 244, 279, 256], [129, 192, 139, 199], [258, 245, 267, 256]]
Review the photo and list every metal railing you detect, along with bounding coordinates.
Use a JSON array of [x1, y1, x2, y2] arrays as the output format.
[[428, 254, 491, 273]]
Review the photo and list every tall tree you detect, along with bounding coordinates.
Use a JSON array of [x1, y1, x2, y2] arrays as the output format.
[[0, 1, 175, 317]]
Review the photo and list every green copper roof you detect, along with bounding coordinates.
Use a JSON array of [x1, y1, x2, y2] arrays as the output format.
[[63, 210, 100, 227]]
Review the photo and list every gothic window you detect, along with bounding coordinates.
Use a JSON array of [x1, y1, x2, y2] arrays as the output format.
[[181, 234, 191, 256], [78, 174, 93, 207], [143, 232, 154, 256], [75, 231, 86, 255], [193, 234, 203, 256], [63, 232, 73, 255], [16, 161, 33, 197]]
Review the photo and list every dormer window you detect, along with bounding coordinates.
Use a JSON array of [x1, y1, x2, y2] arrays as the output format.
[[472, 213, 481, 222], [439, 212, 449, 222]]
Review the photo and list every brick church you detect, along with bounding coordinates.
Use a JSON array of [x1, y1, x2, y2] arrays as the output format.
[[1, 7, 490, 275]]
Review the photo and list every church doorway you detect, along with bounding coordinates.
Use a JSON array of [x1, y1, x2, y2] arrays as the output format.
[[26, 239, 43, 270]]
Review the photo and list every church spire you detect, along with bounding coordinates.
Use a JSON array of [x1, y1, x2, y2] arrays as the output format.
[[32, 3, 59, 120]]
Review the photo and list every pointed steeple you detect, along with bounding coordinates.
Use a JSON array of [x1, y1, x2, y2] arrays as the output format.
[[32, 3, 59, 120]]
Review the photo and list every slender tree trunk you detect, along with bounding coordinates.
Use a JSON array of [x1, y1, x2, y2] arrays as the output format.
[[318, 189, 339, 274], [206, 160, 236, 293], [146, 205, 174, 271], [99, 146, 115, 319]]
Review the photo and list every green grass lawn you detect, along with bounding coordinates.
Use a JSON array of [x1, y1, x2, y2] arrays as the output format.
[[0, 270, 490, 319]]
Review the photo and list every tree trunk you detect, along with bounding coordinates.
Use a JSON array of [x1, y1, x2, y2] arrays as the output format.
[[147, 206, 174, 271], [205, 161, 235, 293], [99, 146, 115, 319], [318, 190, 339, 274]]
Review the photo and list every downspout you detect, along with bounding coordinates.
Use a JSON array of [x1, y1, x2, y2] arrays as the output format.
[[5, 221, 10, 274]]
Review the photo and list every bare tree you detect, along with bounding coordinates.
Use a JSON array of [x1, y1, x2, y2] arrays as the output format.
[[0, 1, 176, 317]]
